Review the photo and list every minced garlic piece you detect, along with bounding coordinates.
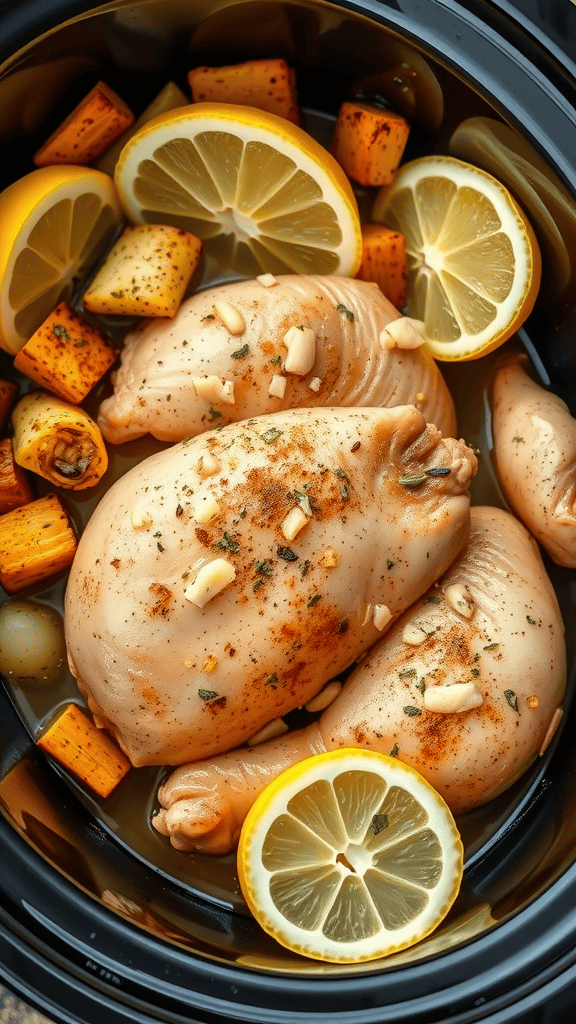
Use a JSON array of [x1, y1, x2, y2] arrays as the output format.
[[373, 604, 392, 630], [202, 654, 218, 673], [281, 506, 309, 541], [191, 492, 220, 523], [309, 376, 322, 392], [318, 548, 338, 568], [213, 300, 245, 335], [131, 508, 154, 530], [184, 558, 236, 608], [283, 325, 316, 375], [193, 375, 235, 405], [268, 374, 287, 398], [402, 624, 428, 646], [305, 680, 342, 713], [379, 317, 426, 350], [247, 717, 288, 746], [445, 583, 475, 619], [197, 453, 221, 478], [424, 681, 483, 714], [256, 273, 278, 288]]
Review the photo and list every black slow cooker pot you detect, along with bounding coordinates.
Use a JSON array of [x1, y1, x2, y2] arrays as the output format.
[[1, 0, 576, 1021]]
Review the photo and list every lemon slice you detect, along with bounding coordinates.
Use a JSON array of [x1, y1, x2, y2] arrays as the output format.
[[372, 155, 541, 361], [237, 748, 463, 963], [114, 102, 362, 279], [0, 165, 123, 355]]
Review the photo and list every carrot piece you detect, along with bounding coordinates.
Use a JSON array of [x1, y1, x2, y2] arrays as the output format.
[[331, 101, 410, 186], [37, 703, 131, 798], [0, 493, 77, 593], [33, 80, 134, 167], [12, 391, 108, 491], [0, 438, 33, 516], [188, 58, 300, 125], [0, 378, 18, 433], [95, 81, 189, 176], [357, 223, 408, 309], [83, 224, 202, 318]]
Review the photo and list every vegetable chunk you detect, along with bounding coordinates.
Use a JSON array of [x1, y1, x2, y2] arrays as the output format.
[[188, 58, 300, 124], [12, 391, 108, 490], [331, 101, 410, 186], [357, 223, 408, 308], [38, 703, 131, 797], [0, 493, 77, 593], [0, 438, 33, 515], [33, 80, 134, 166]]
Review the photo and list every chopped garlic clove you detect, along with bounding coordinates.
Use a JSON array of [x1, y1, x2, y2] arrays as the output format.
[[213, 300, 245, 335], [402, 624, 428, 646], [247, 717, 289, 746], [283, 325, 316, 375], [309, 376, 322, 392], [192, 375, 235, 405], [445, 583, 475, 619], [197, 453, 221, 478], [379, 317, 426, 350], [191, 492, 220, 523], [424, 681, 483, 714], [305, 680, 343, 713], [131, 508, 153, 530], [373, 604, 392, 630], [281, 506, 309, 541], [268, 374, 287, 398], [184, 558, 236, 608], [318, 547, 338, 568], [256, 273, 278, 288]]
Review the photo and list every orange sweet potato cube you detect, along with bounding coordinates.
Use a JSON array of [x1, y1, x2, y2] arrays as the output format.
[[38, 703, 131, 798], [13, 303, 117, 404], [0, 438, 33, 516], [0, 493, 77, 593], [33, 80, 134, 166], [357, 223, 408, 309], [331, 102, 410, 187], [188, 58, 300, 125]]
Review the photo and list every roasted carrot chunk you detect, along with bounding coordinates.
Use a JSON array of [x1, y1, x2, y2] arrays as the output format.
[[0, 378, 18, 433], [83, 224, 202, 318], [38, 704, 131, 798], [188, 58, 300, 124], [0, 493, 77, 593], [33, 80, 134, 166], [357, 223, 408, 309], [0, 438, 33, 516], [331, 101, 410, 186], [14, 303, 117, 404]]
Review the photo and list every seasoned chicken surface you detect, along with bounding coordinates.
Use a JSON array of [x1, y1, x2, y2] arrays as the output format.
[[154, 506, 565, 853], [492, 352, 576, 567], [97, 275, 457, 444], [65, 405, 476, 767]]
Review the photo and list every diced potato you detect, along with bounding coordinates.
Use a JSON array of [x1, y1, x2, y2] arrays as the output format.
[[0, 493, 77, 593], [188, 58, 300, 125], [0, 378, 18, 432], [331, 101, 410, 186], [82, 224, 202, 318], [33, 80, 134, 166], [0, 438, 33, 516], [38, 703, 131, 798], [13, 302, 117, 403], [95, 81, 189, 176], [357, 223, 408, 309]]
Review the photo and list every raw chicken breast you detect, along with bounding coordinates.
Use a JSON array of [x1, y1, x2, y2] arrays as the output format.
[[154, 506, 565, 853], [65, 405, 476, 767], [97, 275, 457, 444], [492, 352, 576, 567]]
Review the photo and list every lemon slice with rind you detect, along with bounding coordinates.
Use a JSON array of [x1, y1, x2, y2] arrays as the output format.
[[114, 102, 362, 279], [0, 165, 123, 355], [237, 748, 463, 963], [372, 155, 541, 361]]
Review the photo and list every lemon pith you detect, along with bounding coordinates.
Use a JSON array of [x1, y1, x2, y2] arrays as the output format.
[[238, 748, 463, 963]]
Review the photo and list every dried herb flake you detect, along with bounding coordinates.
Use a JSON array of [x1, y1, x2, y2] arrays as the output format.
[[336, 303, 354, 322], [504, 689, 519, 712], [261, 427, 283, 444], [403, 705, 422, 717], [213, 532, 240, 554]]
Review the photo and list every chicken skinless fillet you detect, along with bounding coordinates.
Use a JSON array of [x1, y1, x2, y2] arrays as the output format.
[[491, 352, 576, 567], [154, 506, 565, 854], [64, 405, 476, 767], [97, 275, 457, 444]]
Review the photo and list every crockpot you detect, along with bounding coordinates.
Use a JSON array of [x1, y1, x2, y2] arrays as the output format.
[[1, 0, 576, 1021]]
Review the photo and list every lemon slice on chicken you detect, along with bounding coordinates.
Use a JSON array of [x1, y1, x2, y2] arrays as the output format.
[[237, 748, 463, 963], [114, 102, 362, 279]]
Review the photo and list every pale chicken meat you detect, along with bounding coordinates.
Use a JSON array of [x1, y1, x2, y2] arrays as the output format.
[[492, 352, 576, 567], [97, 275, 457, 444], [154, 506, 565, 854], [64, 405, 476, 767]]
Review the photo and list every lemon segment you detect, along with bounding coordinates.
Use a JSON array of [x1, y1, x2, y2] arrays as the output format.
[[237, 748, 463, 963], [372, 155, 541, 361], [114, 103, 362, 279], [0, 165, 123, 354]]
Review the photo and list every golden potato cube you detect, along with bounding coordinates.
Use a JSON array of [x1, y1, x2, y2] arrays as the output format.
[[0, 494, 77, 593], [188, 58, 300, 125], [331, 102, 410, 186]]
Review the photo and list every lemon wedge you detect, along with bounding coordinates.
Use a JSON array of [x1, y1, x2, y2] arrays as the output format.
[[372, 155, 541, 360], [114, 102, 362, 279], [0, 165, 123, 355], [237, 748, 463, 963]]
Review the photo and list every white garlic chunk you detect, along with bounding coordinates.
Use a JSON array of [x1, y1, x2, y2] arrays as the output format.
[[402, 624, 428, 646], [305, 680, 343, 713], [256, 273, 278, 288], [309, 376, 322, 392], [283, 325, 316, 375], [373, 604, 392, 630], [445, 583, 475, 619], [191, 492, 220, 523], [379, 317, 426, 350], [192, 375, 235, 405], [424, 681, 483, 714], [247, 717, 289, 746], [197, 453, 221, 478], [131, 508, 154, 530], [184, 558, 236, 608], [281, 506, 309, 541], [318, 547, 338, 568], [212, 300, 245, 335], [268, 374, 287, 398]]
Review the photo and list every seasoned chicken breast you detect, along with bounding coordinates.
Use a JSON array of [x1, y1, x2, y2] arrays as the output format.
[[97, 275, 457, 444], [65, 405, 476, 767], [491, 352, 576, 567], [154, 506, 565, 853]]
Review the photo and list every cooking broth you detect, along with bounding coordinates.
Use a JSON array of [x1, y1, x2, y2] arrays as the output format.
[[1, 0, 575, 968]]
